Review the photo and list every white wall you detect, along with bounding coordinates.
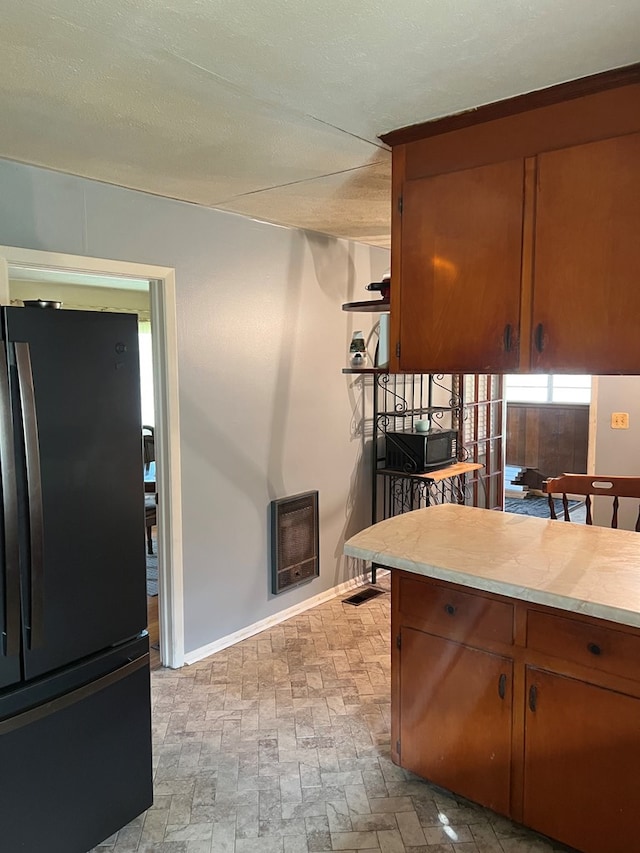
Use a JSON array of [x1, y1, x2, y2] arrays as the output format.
[[591, 376, 640, 531], [0, 159, 389, 655]]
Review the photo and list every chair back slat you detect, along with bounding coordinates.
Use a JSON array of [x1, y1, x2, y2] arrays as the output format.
[[542, 474, 640, 529], [585, 494, 592, 526]]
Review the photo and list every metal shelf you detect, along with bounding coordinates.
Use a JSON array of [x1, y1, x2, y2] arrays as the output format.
[[342, 299, 390, 312], [342, 367, 389, 375], [377, 404, 450, 417]]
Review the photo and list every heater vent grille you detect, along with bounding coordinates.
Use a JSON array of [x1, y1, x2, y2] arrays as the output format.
[[271, 491, 319, 594]]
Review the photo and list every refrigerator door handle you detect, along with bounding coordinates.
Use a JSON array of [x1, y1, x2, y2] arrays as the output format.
[[15, 342, 45, 649], [0, 348, 21, 657], [0, 654, 149, 735]]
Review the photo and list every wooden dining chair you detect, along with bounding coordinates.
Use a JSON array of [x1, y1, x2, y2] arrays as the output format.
[[144, 481, 157, 555], [142, 424, 155, 473], [542, 473, 640, 530]]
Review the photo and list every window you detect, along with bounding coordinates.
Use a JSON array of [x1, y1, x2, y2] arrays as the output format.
[[505, 374, 591, 405]]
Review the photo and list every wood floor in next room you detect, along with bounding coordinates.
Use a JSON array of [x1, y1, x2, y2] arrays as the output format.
[[147, 593, 161, 671], [96, 573, 577, 853]]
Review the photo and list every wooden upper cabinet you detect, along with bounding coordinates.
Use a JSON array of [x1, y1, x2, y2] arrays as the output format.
[[386, 67, 640, 374], [532, 132, 640, 373], [399, 160, 524, 373], [395, 135, 640, 374]]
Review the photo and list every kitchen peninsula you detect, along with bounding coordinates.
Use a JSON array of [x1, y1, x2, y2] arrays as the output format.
[[345, 505, 640, 853]]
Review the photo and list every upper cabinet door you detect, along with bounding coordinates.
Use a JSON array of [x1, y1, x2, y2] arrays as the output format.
[[532, 133, 640, 373], [399, 160, 525, 373]]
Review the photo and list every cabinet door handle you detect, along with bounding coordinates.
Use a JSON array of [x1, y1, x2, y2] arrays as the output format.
[[529, 684, 538, 712], [534, 323, 545, 353], [503, 324, 513, 353], [444, 604, 456, 616], [498, 673, 507, 700], [587, 642, 602, 656]]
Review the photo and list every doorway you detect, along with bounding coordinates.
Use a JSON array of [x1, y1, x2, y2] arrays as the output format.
[[0, 246, 184, 668], [504, 373, 592, 519]]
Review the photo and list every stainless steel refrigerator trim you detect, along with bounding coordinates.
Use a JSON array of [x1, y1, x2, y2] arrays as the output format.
[[0, 653, 149, 735], [0, 347, 20, 657], [15, 341, 45, 649]]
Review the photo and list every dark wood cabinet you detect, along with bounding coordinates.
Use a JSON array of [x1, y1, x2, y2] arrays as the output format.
[[399, 160, 524, 373], [392, 569, 640, 852], [386, 70, 640, 375], [532, 132, 640, 373], [400, 627, 513, 814], [524, 668, 640, 853]]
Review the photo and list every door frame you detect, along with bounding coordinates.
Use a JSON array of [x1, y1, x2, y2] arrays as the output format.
[[0, 246, 184, 668]]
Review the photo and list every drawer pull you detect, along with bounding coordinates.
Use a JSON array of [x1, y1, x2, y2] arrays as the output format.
[[498, 673, 507, 700], [534, 323, 545, 353], [529, 684, 538, 712], [444, 604, 456, 616], [588, 642, 602, 656]]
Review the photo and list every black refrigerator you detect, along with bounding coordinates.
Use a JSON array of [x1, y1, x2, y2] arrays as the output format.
[[0, 307, 153, 852]]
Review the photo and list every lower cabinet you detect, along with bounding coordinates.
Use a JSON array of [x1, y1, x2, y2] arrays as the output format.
[[524, 668, 640, 853], [393, 570, 640, 853], [400, 627, 513, 814]]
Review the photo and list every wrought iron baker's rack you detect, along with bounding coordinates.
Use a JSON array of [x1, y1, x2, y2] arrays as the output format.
[[371, 372, 482, 519], [343, 368, 504, 583]]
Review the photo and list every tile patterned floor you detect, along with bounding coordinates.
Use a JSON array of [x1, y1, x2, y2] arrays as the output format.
[[92, 575, 576, 853]]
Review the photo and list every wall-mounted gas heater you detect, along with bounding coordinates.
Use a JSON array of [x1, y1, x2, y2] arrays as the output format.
[[270, 490, 319, 594]]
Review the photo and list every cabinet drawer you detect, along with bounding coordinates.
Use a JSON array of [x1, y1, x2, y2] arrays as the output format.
[[527, 610, 640, 682], [399, 576, 514, 646]]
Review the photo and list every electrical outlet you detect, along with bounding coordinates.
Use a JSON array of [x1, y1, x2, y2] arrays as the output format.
[[611, 412, 630, 429]]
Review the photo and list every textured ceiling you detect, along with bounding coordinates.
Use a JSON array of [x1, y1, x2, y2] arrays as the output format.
[[1, 1, 639, 248]]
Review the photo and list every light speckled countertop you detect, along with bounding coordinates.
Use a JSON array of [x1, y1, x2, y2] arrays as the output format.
[[344, 504, 640, 628]]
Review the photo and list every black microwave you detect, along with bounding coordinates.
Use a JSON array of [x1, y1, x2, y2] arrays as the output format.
[[384, 428, 457, 473]]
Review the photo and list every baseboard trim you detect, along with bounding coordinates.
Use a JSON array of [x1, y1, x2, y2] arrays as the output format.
[[183, 570, 388, 666]]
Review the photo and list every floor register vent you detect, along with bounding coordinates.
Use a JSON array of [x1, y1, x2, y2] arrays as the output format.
[[270, 491, 319, 594]]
